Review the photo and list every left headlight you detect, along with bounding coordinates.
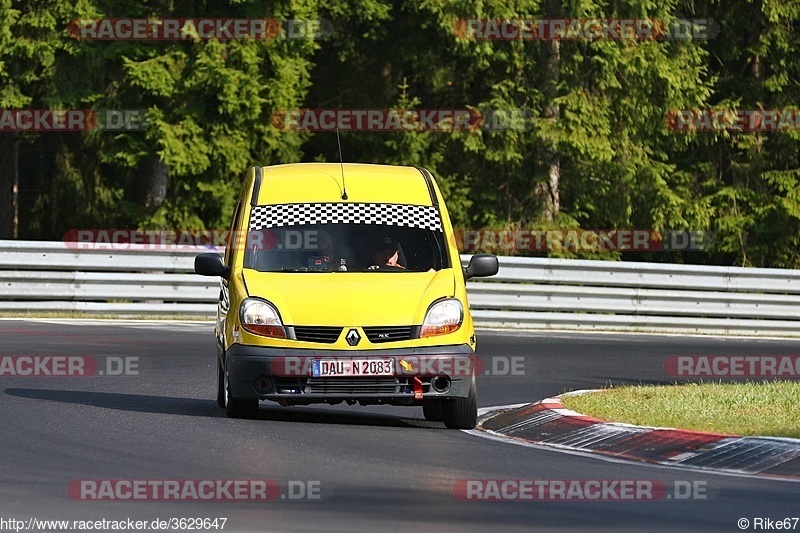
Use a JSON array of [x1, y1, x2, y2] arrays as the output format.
[[420, 299, 463, 338], [239, 298, 286, 338]]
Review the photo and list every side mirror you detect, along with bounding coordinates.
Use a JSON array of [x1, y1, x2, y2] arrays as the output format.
[[195, 253, 230, 278], [464, 254, 499, 279]]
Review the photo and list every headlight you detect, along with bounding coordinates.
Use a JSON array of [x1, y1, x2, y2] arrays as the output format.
[[239, 298, 286, 338], [420, 299, 463, 338]]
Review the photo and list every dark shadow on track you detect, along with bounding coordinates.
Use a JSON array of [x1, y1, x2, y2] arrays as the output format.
[[257, 405, 430, 428], [5, 388, 221, 417], [4, 388, 429, 428]]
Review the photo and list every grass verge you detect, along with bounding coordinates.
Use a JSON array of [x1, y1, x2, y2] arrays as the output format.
[[560, 381, 800, 439]]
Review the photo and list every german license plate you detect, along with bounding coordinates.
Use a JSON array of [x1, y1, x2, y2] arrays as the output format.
[[312, 359, 394, 377]]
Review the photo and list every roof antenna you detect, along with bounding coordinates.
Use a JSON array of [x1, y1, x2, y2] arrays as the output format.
[[336, 129, 348, 200]]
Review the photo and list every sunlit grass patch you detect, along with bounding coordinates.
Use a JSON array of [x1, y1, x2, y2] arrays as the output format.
[[561, 381, 800, 438]]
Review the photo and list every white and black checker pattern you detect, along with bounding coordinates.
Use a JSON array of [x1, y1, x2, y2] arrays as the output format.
[[250, 203, 442, 231]]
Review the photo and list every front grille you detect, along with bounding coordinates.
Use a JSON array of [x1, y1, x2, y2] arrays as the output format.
[[290, 325, 415, 344], [305, 377, 410, 395], [363, 326, 415, 343], [292, 326, 342, 344]]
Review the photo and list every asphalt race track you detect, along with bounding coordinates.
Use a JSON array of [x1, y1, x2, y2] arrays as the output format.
[[2, 319, 799, 532]]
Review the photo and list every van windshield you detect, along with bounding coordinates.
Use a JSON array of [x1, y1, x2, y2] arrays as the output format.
[[243, 203, 450, 273]]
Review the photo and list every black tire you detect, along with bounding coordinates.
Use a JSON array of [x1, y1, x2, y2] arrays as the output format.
[[222, 360, 259, 419], [441, 377, 477, 429], [216, 360, 225, 408], [422, 401, 444, 422], [226, 396, 259, 419]]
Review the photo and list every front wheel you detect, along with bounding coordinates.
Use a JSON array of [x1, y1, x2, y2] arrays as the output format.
[[216, 360, 226, 408], [221, 359, 259, 419], [441, 377, 478, 429]]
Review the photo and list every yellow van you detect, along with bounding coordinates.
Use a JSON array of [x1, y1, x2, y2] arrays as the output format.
[[195, 163, 498, 428]]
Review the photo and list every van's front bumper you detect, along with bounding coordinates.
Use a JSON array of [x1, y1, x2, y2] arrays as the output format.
[[223, 344, 475, 406]]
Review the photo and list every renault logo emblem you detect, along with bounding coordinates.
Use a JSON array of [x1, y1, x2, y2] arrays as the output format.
[[345, 329, 361, 346]]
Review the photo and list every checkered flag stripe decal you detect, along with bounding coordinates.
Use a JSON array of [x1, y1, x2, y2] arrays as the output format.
[[249, 203, 443, 231]]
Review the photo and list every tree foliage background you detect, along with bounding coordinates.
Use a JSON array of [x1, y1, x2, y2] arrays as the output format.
[[0, 0, 798, 267]]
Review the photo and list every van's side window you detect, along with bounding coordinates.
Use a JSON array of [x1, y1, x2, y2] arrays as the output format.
[[224, 200, 243, 267]]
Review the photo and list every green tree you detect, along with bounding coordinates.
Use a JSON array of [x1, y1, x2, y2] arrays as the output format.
[[697, 0, 800, 266]]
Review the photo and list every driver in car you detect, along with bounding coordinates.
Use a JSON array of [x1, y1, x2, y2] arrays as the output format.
[[368, 236, 405, 270]]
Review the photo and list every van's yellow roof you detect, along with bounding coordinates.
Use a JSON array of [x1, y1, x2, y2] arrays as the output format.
[[255, 163, 434, 206]]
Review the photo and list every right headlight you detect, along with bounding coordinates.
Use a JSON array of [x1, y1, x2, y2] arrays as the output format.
[[420, 299, 463, 338], [239, 298, 286, 338]]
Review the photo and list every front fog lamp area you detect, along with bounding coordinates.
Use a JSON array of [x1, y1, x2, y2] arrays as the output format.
[[239, 298, 286, 338], [420, 299, 463, 338]]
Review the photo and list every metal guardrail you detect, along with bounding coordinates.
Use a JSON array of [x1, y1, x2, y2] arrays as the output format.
[[2, 240, 800, 336], [0, 241, 216, 315]]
